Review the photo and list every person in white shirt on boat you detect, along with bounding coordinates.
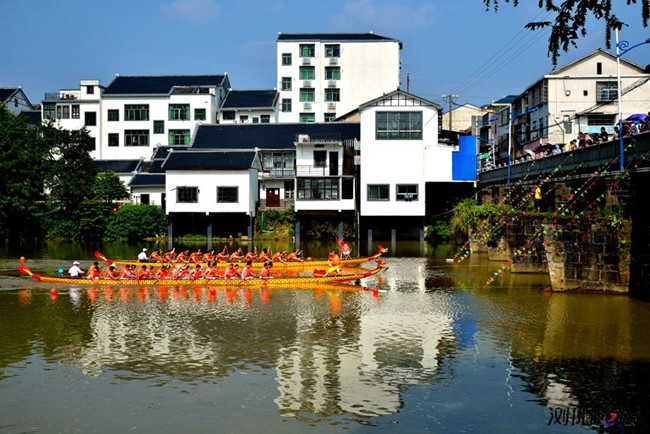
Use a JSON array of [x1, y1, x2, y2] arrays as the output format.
[[138, 248, 148, 262], [68, 261, 84, 279]]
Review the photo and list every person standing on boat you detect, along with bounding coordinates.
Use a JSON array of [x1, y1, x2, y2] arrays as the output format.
[[138, 248, 148, 262], [68, 261, 84, 279], [339, 240, 351, 259]]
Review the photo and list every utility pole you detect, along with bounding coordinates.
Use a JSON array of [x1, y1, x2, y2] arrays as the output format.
[[441, 94, 458, 130]]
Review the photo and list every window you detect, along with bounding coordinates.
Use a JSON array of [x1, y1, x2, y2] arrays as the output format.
[[281, 77, 292, 91], [261, 114, 270, 123], [300, 88, 315, 102], [396, 184, 418, 201], [324, 113, 336, 122], [313, 150, 327, 167], [86, 85, 94, 94], [282, 53, 292, 65], [169, 129, 190, 145], [108, 133, 119, 147], [299, 66, 315, 80], [43, 103, 56, 120], [125, 104, 149, 121], [300, 44, 315, 57], [597, 62, 602, 75], [282, 99, 292, 112], [71, 105, 80, 119], [284, 180, 295, 199], [194, 108, 206, 120], [376, 111, 423, 140], [177, 186, 198, 203], [169, 104, 190, 120], [140, 194, 150, 205], [563, 115, 573, 134], [325, 44, 340, 57], [325, 88, 340, 102], [297, 178, 339, 200], [587, 114, 616, 126], [597, 81, 618, 102], [108, 109, 119, 121], [57, 105, 70, 119], [154, 120, 164, 134], [325, 67, 340, 80], [222, 111, 235, 120], [252, 117, 259, 124], [368, 184, 389, 201], [239, 115, 248, 123], [85, 111, 97, 126], [125, 130, 149, 147], [300, 113, 315, 123], [217, 186, 238, 203]]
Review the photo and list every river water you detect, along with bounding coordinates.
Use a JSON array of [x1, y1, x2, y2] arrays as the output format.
[[0, 241, 648, 433]]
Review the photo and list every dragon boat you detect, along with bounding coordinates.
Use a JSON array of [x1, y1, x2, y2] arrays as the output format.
[[18, 262, 387, 287], [93, 246, 388, 269]]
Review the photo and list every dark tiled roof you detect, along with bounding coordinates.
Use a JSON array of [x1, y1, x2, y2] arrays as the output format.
[[19, 110, 41, 126], [221, 90, 278, 109], [152, 146, 188, 160], [192, 123, 360, 150], [277, 33, 398, 42], [163, 150, 257, 170], [129, 173, 166, 187], [0, 88, 18, 103], [103, 75, 226, 95], [95, 159, 140, 173]]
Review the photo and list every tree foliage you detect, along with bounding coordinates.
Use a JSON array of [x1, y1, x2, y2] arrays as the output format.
[[483, 0, 650, 64], [106, 204, 167, 241], [0, 106, 50, 242]]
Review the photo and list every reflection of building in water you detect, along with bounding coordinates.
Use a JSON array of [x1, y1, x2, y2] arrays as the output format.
[[274, 292, 454, 417]]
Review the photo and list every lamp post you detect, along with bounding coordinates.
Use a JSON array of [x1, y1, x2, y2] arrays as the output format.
[[615, 29, 650, 172]]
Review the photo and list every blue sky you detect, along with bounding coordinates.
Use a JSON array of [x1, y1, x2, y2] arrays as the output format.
[[3, 0, 649, 110]]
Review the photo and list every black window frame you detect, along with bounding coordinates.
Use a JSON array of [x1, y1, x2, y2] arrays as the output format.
[[368, 184, 389, 201], [177, 186, 198, 203], [217, 186, 239, 203], [194, 108, 206, 121], [108, 109, 119, 121], [124, 104, 149, 121], [108, 133, 119, 147], [396, 184, 419, 202], [84, 111, 97, 126], [376, 111, 423, 140], [282, 53, 292, 65], [124, 129, 149, 147], [153, 120, 165, 134]]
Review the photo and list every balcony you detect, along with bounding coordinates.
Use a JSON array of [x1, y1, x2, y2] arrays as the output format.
[[296, 164, 354, 176], [260, 168, 296, 179]]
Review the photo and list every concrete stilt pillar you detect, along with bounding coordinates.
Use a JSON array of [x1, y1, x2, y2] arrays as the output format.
[[295, 214, 301, 250], [391, 228, 397, 256], [248, 215, 253, 240], [207, 217, 212, 251], [167, 214, 173, 250], [367, 227, 373, 256], [338, 220, 344, 241], [419, 223, 425, 256]]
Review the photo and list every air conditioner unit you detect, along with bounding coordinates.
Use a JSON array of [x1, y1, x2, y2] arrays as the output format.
[[327, 80, 337, 87], [302, 57, 311, 65], [303, 80, 312, 87], [327, 103, 336, 110], [329, 57, 338, 65], [354, 155, 361, 165], [298, 134, 310, 143], [303, 103, 312, 110]]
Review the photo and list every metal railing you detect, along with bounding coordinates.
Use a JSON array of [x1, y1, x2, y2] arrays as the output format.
[[260, 168, 296, 179]]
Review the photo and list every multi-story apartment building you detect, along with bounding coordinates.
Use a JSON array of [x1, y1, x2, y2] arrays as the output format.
[[42, 75, 231, 160], [276, 33, 402, 123]]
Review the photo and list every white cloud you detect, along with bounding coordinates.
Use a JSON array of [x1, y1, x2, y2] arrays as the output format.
[[331, 0, 435, 33], [161, 0, 222, 25]]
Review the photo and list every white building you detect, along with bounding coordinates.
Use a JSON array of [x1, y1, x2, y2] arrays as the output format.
[[218, 90, 279, 124], [1, 87, 35, 115], [276, 33, 402, 123], [42, 75, 231, 161]]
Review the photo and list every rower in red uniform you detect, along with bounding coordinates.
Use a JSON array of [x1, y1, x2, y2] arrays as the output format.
[[273, 251, 287, 264], [202, 250, 214, 263], [215, 247, 228, 262], [155, 265, 169, 280], [240, 261, 255, 279], [188, 250, 201, 264], [119, 265, 134, 280], [224, 264, 241, 279], [205, 263, 221, 279], [286, 250, 303, 262], [229, 248, 244, 263], [259, 262, 273, 279], [339, 240, 351, 260], [323, 251, 340, 277], [190, 264, 204, 280], [149, 250, 161, 262], [243, 247, 257, 263], [176, 250, 189, 263], [257, 248, 270, 263], [103, 265, 117, 280], [162, 248, 176, 263]]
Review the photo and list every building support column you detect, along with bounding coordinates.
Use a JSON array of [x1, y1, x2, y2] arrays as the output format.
[[248, 215, 253, 240], [420, 219, 425, 256], [295, 214, 301, 250], [391, 228, 397, 256], [207, 215, 212, 251], [367, 227, 373, 256], [338, 220, 344, 242], [167, 214, 173, 250]]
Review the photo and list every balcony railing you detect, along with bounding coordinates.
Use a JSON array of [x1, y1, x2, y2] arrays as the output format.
[[260, 168, 296, 179], [296, 165, 354, 176]]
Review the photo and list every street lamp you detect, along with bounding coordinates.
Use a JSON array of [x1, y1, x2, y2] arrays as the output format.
[[615, 29, 650, 172]]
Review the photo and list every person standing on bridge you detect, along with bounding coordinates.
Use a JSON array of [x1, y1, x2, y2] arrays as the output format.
[[534, 185, 542, 213]]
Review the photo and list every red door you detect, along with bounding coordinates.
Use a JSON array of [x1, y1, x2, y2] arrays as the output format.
[[266, 188, 280, 208]]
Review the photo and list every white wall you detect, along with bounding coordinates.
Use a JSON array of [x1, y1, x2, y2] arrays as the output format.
[[165, 169, 257, 215], [277, 39, 401, 123]]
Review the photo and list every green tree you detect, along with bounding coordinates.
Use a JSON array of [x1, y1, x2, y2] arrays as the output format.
[[483, 0, 650, 64], [93, 171, 130, 206], [106, 204, 167, 241], [0, 106, 50, 243]]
